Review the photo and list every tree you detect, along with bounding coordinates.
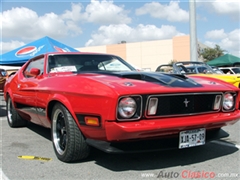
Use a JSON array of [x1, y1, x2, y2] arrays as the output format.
[[200, 45, 226, 62]]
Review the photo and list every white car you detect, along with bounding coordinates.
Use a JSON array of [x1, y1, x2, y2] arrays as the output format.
[[219, 67, 240, 74]]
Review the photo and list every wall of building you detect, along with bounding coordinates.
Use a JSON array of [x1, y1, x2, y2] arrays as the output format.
[[125, 40, 173, 71], [172, 35, 190, 61], [77, 35, 192, 71], [106, 43, 127, 60]]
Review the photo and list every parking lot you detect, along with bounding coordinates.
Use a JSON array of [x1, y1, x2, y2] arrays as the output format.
[[0, 91, 240, 180]]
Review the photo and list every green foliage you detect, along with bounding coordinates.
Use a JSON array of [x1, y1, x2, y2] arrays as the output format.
[[200, 45, 226, 62]]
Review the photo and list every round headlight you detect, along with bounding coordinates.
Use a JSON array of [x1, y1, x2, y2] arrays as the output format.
[[118, 97, 137, 118], [222, 93, 234, 110]]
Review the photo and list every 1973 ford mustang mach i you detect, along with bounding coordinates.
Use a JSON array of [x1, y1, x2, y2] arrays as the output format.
[[4, 52, 240, 162]]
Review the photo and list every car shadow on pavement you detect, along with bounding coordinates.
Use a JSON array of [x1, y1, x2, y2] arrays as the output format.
[[0, 91, 7, 118], [90, 142, 239, 171], [0, 105, 7, 117], [22, 119, 239, 170], [26, 122, 52, 141], [0, 92, 7, 117], [8, 119, 239, 171]]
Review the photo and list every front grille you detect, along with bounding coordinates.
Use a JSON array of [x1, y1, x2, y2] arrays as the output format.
[[146, 93, 222, 118]]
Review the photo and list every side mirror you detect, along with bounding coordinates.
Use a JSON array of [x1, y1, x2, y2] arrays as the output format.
[[29, 68, 41, 77]]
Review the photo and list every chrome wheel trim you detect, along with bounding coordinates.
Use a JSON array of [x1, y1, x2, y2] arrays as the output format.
[[52, 109, 67, 155], [7, 98, 13, 124]]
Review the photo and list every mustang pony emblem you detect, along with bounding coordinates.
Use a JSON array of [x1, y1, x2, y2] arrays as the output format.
[[183, 98, 190, 107]]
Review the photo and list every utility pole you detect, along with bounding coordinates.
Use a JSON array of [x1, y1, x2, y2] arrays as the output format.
[[189, 0, 198, 61]]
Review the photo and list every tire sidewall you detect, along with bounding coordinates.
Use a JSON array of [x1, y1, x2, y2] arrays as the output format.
[[6, 96, 14, 127], [6, 95, 25, 127], [51, 103, 71, 160]]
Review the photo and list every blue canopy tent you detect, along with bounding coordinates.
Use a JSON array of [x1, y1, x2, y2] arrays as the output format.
[[0, 36, 79, 65]]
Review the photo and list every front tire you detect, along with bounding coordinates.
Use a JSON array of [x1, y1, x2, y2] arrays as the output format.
[[51, 103, 90, 162], [6, 96, 27, 127]]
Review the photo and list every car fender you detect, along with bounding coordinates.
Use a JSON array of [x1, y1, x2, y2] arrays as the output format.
[[46, 93, 81, 128], [4, 87, 13, 104]]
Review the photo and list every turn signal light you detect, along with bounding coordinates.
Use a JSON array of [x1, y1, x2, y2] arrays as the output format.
[[84, 116, 100, 126]]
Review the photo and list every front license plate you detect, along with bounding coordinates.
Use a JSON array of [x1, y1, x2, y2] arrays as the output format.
[[179, 128, 205, 149]]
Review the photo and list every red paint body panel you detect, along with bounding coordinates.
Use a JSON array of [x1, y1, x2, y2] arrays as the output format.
[[104, 112, 239, 141]]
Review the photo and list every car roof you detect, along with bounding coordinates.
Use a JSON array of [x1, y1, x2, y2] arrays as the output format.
[[175, 61, 205, 65], [219, 67, 239, 69], [46, 52, 113, 56], [30, 52, 117, 61]]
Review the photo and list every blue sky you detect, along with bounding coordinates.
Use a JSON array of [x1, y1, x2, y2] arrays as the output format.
[[1, 0, 240, 57]]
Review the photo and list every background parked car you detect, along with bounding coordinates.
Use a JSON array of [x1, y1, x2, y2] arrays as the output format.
[[211, 66, 224, 74], [0, 68, 8, 91], [156, 61, 240, 88], [219, 67, 240, 74]]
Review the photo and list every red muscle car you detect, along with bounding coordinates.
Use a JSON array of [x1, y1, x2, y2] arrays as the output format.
[[4, 52, 240, 163]]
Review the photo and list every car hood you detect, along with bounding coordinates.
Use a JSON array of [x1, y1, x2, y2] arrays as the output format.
[[189, 73, 240, 82], [98, 71, 202, 88], [73, 71, 237, 94]]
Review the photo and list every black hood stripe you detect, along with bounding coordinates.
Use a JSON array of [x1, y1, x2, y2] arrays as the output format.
[[78, 71, 203, 88]]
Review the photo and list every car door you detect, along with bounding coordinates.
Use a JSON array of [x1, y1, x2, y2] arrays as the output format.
[[13, 57, 44, 125]]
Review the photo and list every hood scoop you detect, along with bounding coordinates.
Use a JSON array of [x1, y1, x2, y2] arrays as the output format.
[[114, 71, 203, 88]]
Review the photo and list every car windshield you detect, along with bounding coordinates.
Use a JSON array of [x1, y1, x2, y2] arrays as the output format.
[[175, 62, 215, 74], [48, 54, 136, 73], [155, 65, 174, 73], [232, 68, 240, 74], [211, 67, 224, 74]]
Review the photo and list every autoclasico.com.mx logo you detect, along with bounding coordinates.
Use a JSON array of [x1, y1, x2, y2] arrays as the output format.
[[141, 170, 240, 179]]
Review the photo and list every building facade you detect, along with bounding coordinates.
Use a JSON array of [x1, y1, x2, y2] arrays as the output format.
[[77, 35, 204, 71]]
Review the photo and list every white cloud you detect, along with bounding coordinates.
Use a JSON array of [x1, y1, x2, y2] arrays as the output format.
[[0, 6, 82, 41], [85, 0, 131, 24], [135, 1, 189, 22], [205, 29, 227, 40], [1, 40, 25, 54], [61, 3, 87, 22], [85, 24, 185, 46], [204, 29, 240, 57], [204, 41, 216, 49], [1, 7, 39, 38], [211, 1, 240, 15], [0, 1, 131, 42], [0, 1, 133, 54], [62, 2, 131, 25], [219, 29, 240, 56], [198, 0, 240, 20]]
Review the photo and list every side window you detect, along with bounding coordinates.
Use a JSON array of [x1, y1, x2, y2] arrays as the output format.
[[221, 69, 231, 74], [48, 56, 78, 73], [24, 58, 44, 78]]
